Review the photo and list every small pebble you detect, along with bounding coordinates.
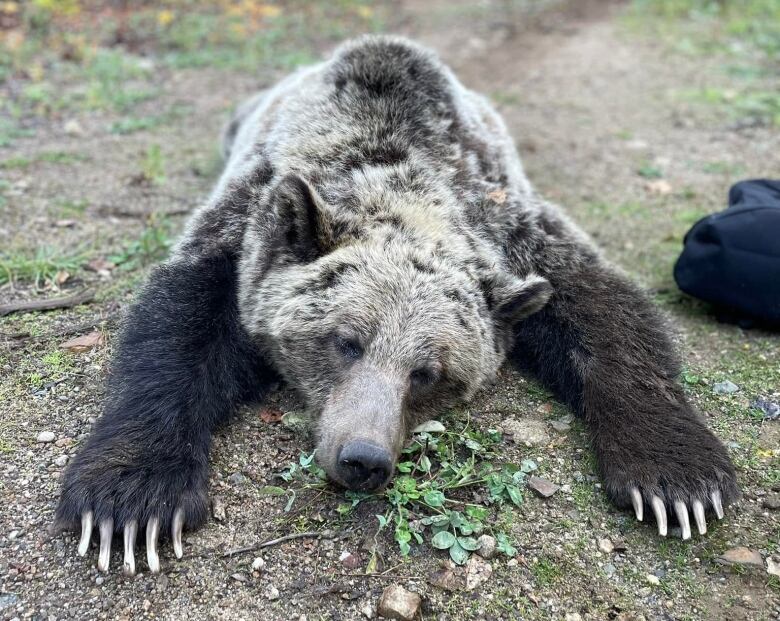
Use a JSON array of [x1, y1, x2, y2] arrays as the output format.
[[266, 585, 280, 600], [528, 476, 560, 498], [37, 431, 56, 443], [646, 574, 660, 585], [712, 380, 739, 395], [377, 585, 421, 621], [476, 534, 497, 560], [598, 538, 614, 554], [54, 455, 68, 467], [251, 557, 265, 572], [716, 547, 764, 568]]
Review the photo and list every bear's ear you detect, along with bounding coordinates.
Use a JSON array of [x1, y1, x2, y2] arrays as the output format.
[[270, 173, 334, 262], [481, 271, 553, 327]]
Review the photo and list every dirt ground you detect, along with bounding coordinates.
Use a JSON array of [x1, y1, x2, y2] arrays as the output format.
[[1, 1, 779, 620]]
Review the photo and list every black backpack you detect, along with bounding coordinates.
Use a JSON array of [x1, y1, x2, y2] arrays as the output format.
[[673, 179, 780, 327]]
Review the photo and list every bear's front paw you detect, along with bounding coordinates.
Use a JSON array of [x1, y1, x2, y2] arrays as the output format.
[[596, 413, 739, 540], [53, 437, 209, 575]]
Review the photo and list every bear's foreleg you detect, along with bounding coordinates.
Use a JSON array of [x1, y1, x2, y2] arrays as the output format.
[[511, 250, 738, 538], [54, 251, 276, 574]]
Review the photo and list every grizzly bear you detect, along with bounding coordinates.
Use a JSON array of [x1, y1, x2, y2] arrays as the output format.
[[54, 35, 738, 575]]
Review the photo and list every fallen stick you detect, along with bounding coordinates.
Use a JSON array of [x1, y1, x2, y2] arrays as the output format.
[[0, 289, 95, 317], [221, 531, 324, 558]]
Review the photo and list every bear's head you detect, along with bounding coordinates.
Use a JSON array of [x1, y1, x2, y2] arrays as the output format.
[[239, 173, 551, 491]]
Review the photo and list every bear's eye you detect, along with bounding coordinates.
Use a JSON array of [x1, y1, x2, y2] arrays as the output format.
[[334, 334, 363, 361], [409, 367, 437, 387]]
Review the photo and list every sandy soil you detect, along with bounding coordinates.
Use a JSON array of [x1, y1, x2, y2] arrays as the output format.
[[1, 1, 778, 619]]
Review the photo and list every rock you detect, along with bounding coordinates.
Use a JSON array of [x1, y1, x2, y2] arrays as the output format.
[[60, 331, 104, 353], [713, 380, 739, 395], [339, 551, 361, 570], [251, 557, 265, 572], [762, 494, 780, 510], [211, 496, 227, 522], [231, 573, 248, 583], [501, 418, 550, 447], [476, 534, 497, 560], [645, 179, 672, 195], [603, 563, 616, 577], [228, 472, 246, 486], [752, 398, 779, 421], [767, 556, 780, 578], [550, 416, 572, 433], [377, 585, 421, 621], [646, 574, 660, 586], [37, 431, 55, 443], [598, 538, 614, 554], [412, 420, 446, 433], [465, 555, 493, 591], [528, 476, 560, 498], [266, 585, 280, 600], [53, 455, 68, 467], [428, 560, 465, 591], [716, 547, 764, 568], [565, 614, 583, 621], [54, 437, 73, 448], [63, 119, 84, 136], [360, 600, 376, 619]]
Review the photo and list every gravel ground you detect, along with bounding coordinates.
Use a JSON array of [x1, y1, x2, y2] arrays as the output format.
[[1, 1, 779, 619]]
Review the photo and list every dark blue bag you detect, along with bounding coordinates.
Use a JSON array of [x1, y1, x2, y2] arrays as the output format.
[[673, 179, 780, 326]]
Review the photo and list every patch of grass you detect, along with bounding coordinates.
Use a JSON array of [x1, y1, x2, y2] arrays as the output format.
[[140, 144, 166, 185], [530, 556, 563, 587], [54, 198, 89, 218], [680, 87, 780, 127], [626, 0, 780, 58], [0, 246, 86, 288], [0, 118, 35, 148], [110, 104, 190, 135], [82, 49, 158, 113], [277, 415, 533, 565], [490, 91, 522, 106], [637, 162, 663, 179], [702, 161, 744, 176], [0, 150, 89, 169], [108, 215, 172, 271]]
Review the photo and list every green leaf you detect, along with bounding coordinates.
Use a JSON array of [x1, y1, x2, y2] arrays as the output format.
[[496, 533, 517, 557], [431, 531, 456, 549], [448, 511, 466, 528], [399, 540, 411, 556], [299, 452, 316, 467], [376, 514, 388, 529], [395, 476, 417, 494], [258, 486, 287, 496], [506, 484, 523, 507], [449, 540, 469, 565], [458, 523, 474, 536], [424, 490, 445, 507], [397, 461, 414, 473], [520, 459, 538, 473], [466, 506, 489, 521], [457, 537, 480, 551], [413, 531, 423, 544], [464, 438, 483, 452], [419, 455, 432, 473], [336, 503, 353, 515]]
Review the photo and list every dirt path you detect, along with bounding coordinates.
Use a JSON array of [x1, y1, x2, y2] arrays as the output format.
[[1, 1, 778, 620]]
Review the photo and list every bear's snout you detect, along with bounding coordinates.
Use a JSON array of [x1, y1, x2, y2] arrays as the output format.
[[336, 440, 393, 491]]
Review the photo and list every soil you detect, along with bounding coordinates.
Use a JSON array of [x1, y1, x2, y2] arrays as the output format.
[[1, 1, 778, 620]]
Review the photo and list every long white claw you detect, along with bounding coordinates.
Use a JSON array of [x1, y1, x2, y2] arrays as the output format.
[[692, 500, 707, 535], [172, 508, 184, 560], [630, 487, 643, 521], [651, 496, 667, 537], [711, 490, 724, 520], [146, 517, 160, 574], [674, 501, 691, 540], [123, 520, 138, 576], [97, 518, 113, 572], [78, 511, 93, 557]]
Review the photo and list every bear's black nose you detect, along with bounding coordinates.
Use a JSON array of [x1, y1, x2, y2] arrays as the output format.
[[337, 441, 393, 491]]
